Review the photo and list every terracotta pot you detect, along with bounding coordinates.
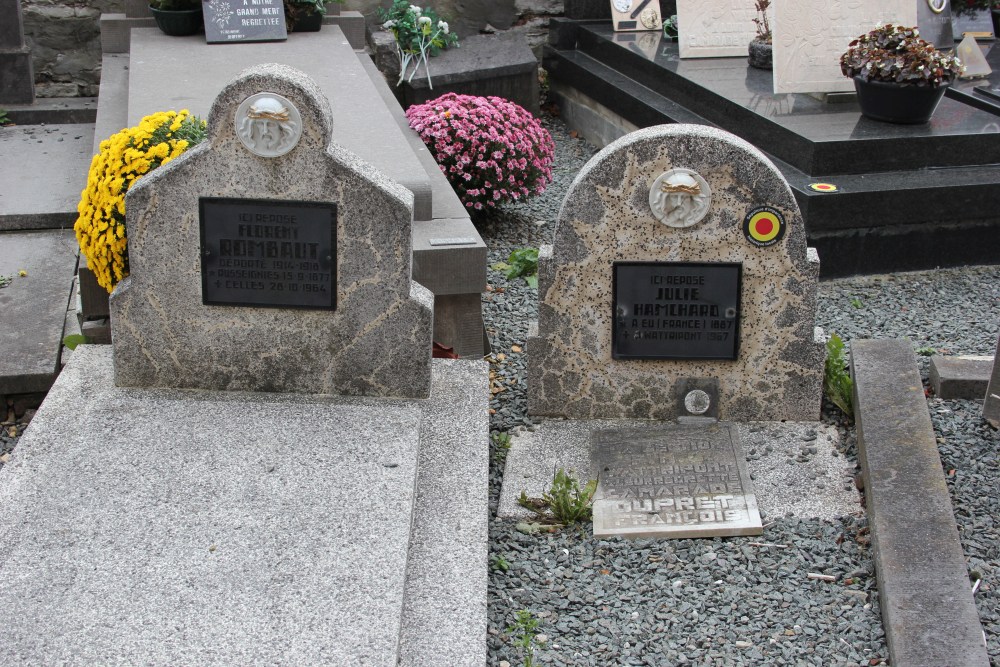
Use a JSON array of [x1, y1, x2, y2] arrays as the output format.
[[853, 76, 950, 124], [149, 6, 204, 36], [747, 39, 772, 70]]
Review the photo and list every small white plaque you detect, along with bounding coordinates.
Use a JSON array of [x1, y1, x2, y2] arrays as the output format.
[[676, 0, 762, 58], [772, 0, 918, 94], [234, 92, 303, 158]]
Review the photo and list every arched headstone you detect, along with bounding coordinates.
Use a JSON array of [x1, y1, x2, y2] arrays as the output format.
[[528, 124, 824, 421]]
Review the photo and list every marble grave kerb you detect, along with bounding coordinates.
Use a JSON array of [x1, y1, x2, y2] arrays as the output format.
[[527, 123, 825, 422], [110, 63, 434, 398]]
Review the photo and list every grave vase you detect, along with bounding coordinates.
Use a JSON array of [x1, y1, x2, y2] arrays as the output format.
[[852, 76, 950, 124], [747, 38, 772, 70], [149, 6, 204, 36]]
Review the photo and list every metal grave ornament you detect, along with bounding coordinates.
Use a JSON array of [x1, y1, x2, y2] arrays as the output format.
[[591, 423, 763, 539], [610, 0, 663, 32], [235, 93, 303, 158], [649, 168, 712, 228]]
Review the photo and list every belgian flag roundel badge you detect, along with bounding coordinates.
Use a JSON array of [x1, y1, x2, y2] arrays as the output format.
[[742, 206, 786, 248]]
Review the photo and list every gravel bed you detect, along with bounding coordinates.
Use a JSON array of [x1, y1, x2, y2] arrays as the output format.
[[481, 113, 999, 665]]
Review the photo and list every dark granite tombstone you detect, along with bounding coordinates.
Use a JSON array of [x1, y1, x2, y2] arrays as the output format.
[[919, 0, 955, 47], [0, 0, 35, 104]]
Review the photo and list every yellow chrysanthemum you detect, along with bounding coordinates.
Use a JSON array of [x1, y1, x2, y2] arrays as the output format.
[[74, 110, 206, 293]]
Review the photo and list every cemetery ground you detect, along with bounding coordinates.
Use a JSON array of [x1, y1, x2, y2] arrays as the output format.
[[0, 111, 998, 665]]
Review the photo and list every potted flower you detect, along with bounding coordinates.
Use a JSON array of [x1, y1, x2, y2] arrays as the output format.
[[283, 0, 341, 32], [748, 0, 771, 70], [840, 24, 964, 124], [148, 0, 204, 36]]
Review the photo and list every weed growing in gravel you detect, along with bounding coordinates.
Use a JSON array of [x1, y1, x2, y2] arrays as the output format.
[[493, 247, 539, 288], [518, 468, 597, 525], [850, 296, 864, 308], [491, 554, 510, 572], [916, 346, 937, 356], [824, 333, 854, 419], [506, 609, 540, 667], [0, 109, 10, 126], [492, 431, 512, 464]]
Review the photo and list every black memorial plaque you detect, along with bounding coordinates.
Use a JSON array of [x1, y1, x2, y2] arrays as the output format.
[[200, 198, 336, 310], [613, 262, 741, 360], [203, 0, 288, 44]]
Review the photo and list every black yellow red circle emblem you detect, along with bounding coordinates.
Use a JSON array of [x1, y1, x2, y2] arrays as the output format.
[[808, 182, 838, 193], [743, 206, 786, 248]]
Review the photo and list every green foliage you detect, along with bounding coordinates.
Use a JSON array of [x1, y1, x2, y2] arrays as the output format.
[[662, 14, 678, 39], [492, 431, 512, 464], [0, 109, 10, 126], [494, 247, 539, 288], [62, 334, 90, 350], [379, 1, 458, 57], [916, 346, 937, 356], [506, 609, 540, 667], [0, 274, 11, 288], [518, 468, 598, 526], [491, 554, 510, 572], [824, 333, 854, 419]]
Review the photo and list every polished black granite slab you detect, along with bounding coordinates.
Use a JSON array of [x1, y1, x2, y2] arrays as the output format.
[[544, 20, 1000, 276], [569, 23, 1000, 175]]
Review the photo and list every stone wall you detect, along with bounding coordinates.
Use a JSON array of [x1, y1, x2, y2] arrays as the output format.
[[19, 0, 564, 97], [22, 0, 121, 97]]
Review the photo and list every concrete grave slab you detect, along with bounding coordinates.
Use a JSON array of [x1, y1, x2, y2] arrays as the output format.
[[0, 0, 33, 104], [929, 354, 994, 400], [112, 64, 433, 398], [677, 0, 760, 59], [527, 124, 824, 422], [852, 339, 989, 667], [498, 419, 859, 524], [0, 124, 93, 231], [0, 230, 78, 394], [0, 346, 421, 665], [985, 334, 1000, 428], [773, 0, 917, 94]]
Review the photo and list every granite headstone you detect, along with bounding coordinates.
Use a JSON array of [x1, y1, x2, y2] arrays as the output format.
[[918, 0, 954, 48], [527, 124, 824, 422], [111, 64, 434, 398], [772, 0, 917, 94]]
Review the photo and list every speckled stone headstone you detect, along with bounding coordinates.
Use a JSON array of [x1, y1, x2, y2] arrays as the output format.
[[527, 124, 823, 421], [111, 64, 433, 398]]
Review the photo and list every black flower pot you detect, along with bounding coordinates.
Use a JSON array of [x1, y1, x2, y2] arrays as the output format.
[[149, 6, 204, 36], [290, 11, 323, 32], [747, 38, 772, 70], [852, 76, 950, 124]]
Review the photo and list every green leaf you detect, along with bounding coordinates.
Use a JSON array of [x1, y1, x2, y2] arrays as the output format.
[[524, 275, 538, 289], [63, 334, 90, 351]]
